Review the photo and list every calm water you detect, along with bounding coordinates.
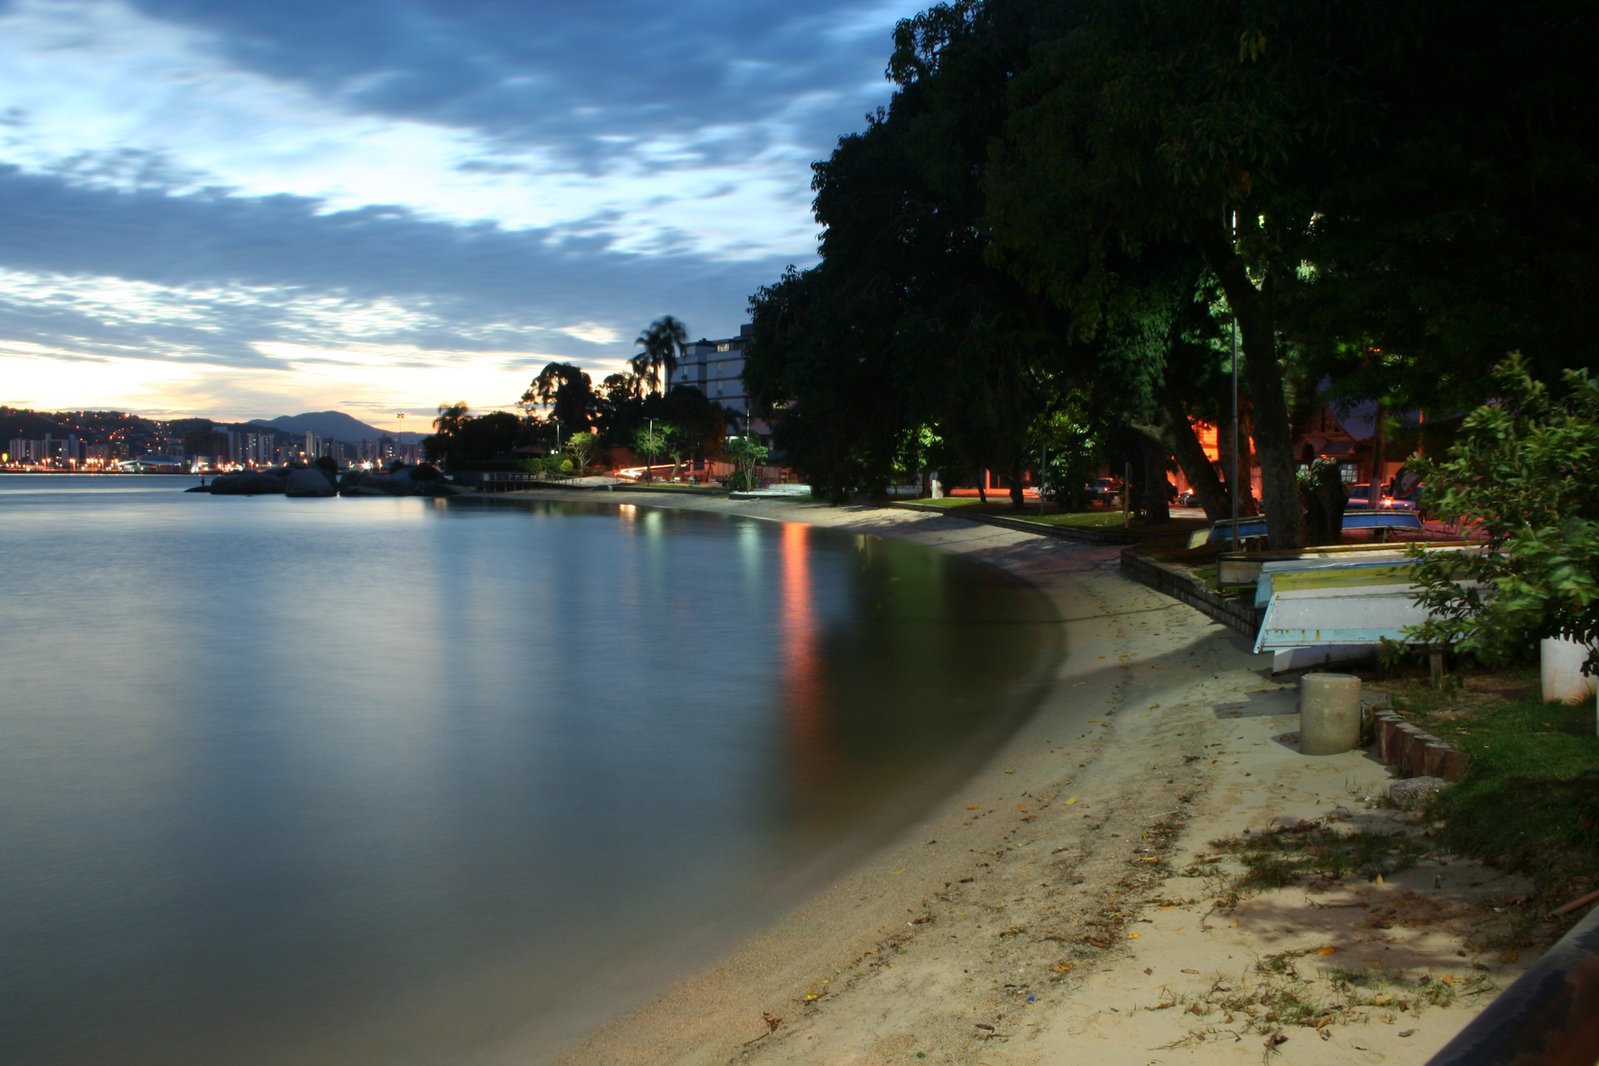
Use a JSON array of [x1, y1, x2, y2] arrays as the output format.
[[0, 475, 1059, 1064]]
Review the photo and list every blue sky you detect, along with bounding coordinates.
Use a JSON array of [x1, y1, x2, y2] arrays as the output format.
[[0, 0, 922, 425]]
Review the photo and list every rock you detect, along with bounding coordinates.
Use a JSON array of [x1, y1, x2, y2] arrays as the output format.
[[285, 466, 337, 497], [338, 465, 466, 497], [338, 471, 416, 496], [208, 471, 287, 495], [1388, 776, 1446, 811]]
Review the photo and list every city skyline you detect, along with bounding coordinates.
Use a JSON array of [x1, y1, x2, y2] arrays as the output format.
[[0, 0, 923, 424]]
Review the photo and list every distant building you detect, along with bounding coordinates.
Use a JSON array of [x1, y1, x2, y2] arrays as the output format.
[[671, 324, 771, 444], [225, 430, 276, 468]]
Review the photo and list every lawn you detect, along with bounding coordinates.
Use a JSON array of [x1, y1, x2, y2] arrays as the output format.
[[1377, 665, 1599, 907]]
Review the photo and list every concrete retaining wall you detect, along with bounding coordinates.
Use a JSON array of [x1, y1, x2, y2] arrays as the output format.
[[1118, 549, 1263, 640]]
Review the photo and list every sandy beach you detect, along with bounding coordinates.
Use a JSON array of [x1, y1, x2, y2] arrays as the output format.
[[528, 491, 1536, 1065]]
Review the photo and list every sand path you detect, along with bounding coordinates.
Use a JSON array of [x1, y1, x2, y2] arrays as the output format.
[[525, 494, 1531, 1065]]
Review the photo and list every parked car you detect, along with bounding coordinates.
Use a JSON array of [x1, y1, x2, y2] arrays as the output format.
[[1176, 488, 1201, 507], [1345, 485, 1417, 511], [1083, 477, 1122, 505]]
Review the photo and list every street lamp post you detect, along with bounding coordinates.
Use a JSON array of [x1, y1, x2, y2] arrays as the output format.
[[646, 418, 654, 483], [1228, 209, 1241, 553]]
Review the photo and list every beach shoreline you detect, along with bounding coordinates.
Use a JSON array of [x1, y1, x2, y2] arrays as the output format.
[[502, 490, 1533, 1065]]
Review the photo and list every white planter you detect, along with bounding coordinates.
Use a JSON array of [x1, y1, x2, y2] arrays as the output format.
[[1540, 636, 1598, 704]]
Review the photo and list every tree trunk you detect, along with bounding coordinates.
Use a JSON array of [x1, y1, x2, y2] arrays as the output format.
[[1158, 385, 1229, 521], [1140, 437, 1171, 523], [1200, 227, 1307, 548], [1302, 460, 1347, 545], [1130, 421, 1176, 524], [1367, 400, 1387, 508], [1216, 415, 1259, 517]]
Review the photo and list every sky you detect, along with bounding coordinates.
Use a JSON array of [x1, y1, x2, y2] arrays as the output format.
[[0, 0, 924, 428]]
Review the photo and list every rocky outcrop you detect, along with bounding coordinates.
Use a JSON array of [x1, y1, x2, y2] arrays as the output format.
[[207, 471, 288, 495], [285, 466, 337, 497], [200, 464, 469, 498], [338, 464, 468, 497]]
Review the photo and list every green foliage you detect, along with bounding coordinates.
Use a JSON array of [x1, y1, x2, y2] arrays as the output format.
[[743, 0, 1599, 533], [632, 424, 667, 479], [521, 454, 573, 478], [1406, 356, 1599, 669], [1393, 683, 1599, 900], [1032, 400, 1099, 509], [561, 431, 598, 473], [660, 385, 731, 464], [725, 435, 771, 491]]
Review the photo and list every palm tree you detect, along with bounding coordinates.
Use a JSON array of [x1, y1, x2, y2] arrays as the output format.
[[433, 401, 470, 437], [522, 362, 595, 435], [631, 315, 688, 395]]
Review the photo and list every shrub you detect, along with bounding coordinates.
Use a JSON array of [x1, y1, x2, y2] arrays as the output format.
[[1405, 355, 1599, 671]]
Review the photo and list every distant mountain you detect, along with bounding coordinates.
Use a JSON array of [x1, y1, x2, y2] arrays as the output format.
[[249, 411, 423, 444], [1, 408, 66, 439]]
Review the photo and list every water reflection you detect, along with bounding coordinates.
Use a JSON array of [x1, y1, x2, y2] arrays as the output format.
[[0, 486, 1059, 1065], [779, 521, 826, 754]]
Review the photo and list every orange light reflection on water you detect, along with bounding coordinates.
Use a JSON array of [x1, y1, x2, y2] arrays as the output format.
[[779, 522, 826, 750]]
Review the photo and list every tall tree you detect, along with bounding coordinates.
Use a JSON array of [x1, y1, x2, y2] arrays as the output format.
[[521, 362, 595, 435], [748, 1, 1067, 504], [985, 0, 1396, 546], [433, 401, 470, 439], [631, 316, 689, 396]]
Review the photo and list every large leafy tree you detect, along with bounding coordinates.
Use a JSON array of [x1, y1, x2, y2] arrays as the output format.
[[521, 362, 595, 436], [748, 264, 905, 501], [986, 0, 1407, 545], [749, 1, 1069, 505], [1295, 0, 1599, 391], [424, 403, 525, 468], [749, 0, 1599, 530], [660, 385, 730, 470]]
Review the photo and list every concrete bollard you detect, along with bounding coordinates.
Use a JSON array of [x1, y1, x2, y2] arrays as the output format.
[[1300, 672, 1362, 755]]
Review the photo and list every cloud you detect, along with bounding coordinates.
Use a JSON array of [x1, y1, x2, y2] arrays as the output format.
[[0, 164, 790, 417], [0, 0, 911, 254], [0, 0, 924, 419]]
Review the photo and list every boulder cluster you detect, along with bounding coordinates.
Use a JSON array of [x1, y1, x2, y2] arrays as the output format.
[[198, 464, 471, 498]]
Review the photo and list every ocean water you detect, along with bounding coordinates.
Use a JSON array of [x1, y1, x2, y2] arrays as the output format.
[[0, 475, 1059, 1063]]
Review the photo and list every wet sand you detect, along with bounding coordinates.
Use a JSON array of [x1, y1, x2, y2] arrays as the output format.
[[514, 492, 1532, 1065]]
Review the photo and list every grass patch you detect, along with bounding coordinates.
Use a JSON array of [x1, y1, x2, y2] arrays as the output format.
[[1379, 668, 1599, 903], [899, 496, 987, 510], [1203, 823, 1426, 894]]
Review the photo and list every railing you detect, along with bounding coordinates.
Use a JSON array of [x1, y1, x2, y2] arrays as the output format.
[[477, 472, 569, 493], [1425, 904, 1599, 1064]]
